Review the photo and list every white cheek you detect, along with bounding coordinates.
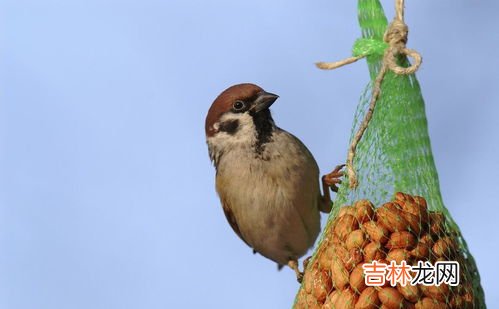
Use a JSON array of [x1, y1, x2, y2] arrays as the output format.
[[209, 113, 256, 148]]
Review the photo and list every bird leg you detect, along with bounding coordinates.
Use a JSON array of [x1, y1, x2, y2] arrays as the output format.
[[288, 260, 304, 283], [320, 164, 345, 213]]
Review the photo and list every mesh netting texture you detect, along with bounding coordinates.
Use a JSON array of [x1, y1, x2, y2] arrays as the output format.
[[294, 1, 485, 308]]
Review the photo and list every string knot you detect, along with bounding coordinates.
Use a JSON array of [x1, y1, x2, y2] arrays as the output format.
[[383, 19, 421, 75], [384, 19, 408, 47]]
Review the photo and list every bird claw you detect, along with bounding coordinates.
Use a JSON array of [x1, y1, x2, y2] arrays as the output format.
[[303, 256, 312, 271], [296, 272, 304, 283], [288, 260, 304, 283], [322, 164, 345, 192]]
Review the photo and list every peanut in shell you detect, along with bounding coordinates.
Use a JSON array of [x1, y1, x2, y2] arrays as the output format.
[[363, 241, 386, 262], [304, 293, 322, 309], [419, 233, 433, 246], [400, 199, 429, 224], [354, 287, 380, 309], [404, 301, 416, 309], [346, 229, 368, 250], [410, 241, 431, 259], [386, 248, 411, 264], [429, 212, 445, 236], [335, 288, 358, 309], [345, 248, 363, 271], [413, 196, 427, 208], [420, 284, 450, 303], [362, 221, 389, 244], [415, 297, 446, 309], [318, 246, 333, 270], [349, 263, 367, 293], [432, 236, 457, 258], [331, 244, 350, 268], [334, 214, 359, 241], [449, 295, 466, 309], [323, 290, 340, 309], [303, 265, 318, 294], [331, 258, 349, 290], [311, 269, 332, 303], [394, 192, 413, 202], [378, 287, 405, 309], [377, 202, 409, 232], [353, 199, 375, 223], [385, 231, 417, 250], [338, 205, 356, 217], [399, 211, 422, 235], [397, 284, 421, 303]]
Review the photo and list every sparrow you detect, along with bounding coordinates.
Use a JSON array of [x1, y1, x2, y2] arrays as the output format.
[[205, 83, 343, 281]]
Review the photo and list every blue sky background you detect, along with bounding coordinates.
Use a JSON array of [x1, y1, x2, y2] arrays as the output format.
[[1, 1, 498, 308]]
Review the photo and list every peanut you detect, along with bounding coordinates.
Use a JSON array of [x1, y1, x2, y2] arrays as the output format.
[[420, 284, 450, 303], [362, 221, 389, 244], [397, 284, 421, 302], [346, 229, 368, 250], [386, 249, 411, 264], [349, 263, 367, 293], [363, 241, 386, 262], [385, 231, 417, 250], [354, 199, 375, 223], [311, 269, 332, 303], [323, 290, 340, 309], [355, 287, 380, 309], [410, 241, 431, 259], [335, 288, 358, 309], [378, 287, 405, 309], [377, 202, 409, 232], [432, 237, 457, 258], [334, 214, 359, 241], [331, 258, 349, 290], [415, 297, 446, 309], [429, 212, 445, 236], [338, 205, 356, 217]]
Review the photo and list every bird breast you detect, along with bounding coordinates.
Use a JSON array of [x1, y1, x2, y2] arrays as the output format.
[[213, 129, 322, 264]]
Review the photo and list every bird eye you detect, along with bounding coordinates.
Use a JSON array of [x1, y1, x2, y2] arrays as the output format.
[[233, 100, 245, 111]]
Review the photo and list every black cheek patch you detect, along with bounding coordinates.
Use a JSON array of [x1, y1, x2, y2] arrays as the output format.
[[218, 119, 239, 135]]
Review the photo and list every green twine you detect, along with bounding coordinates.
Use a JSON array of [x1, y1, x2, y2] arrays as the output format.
[[352, 38, 388, 57]]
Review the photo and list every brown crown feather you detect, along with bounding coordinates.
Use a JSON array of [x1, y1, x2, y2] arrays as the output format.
[[205, 83, 264, 137]]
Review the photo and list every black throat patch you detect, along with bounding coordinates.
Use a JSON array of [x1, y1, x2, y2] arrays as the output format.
[[251, 109, 274, 155]]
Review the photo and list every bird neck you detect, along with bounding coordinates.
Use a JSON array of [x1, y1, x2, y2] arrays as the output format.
[[251, 109, 276, 155]]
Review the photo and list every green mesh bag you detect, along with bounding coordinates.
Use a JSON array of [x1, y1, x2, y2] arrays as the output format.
[[294, 1, 485, 308]]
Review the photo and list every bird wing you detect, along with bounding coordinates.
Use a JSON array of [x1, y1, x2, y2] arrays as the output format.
[[283, 131, 322, 244], [220, 199, 251, 247], [216, 174, 252, 248]]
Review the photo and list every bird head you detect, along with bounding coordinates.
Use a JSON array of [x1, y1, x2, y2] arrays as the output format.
[[205, 83, 279, 165]]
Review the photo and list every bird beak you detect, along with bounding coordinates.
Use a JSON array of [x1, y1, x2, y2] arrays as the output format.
[[253, 91, 279, 113]]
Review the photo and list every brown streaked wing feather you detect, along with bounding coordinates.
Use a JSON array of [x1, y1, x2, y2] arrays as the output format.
[[220, 199, 251, 247], [216, 165, 252, 248]]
